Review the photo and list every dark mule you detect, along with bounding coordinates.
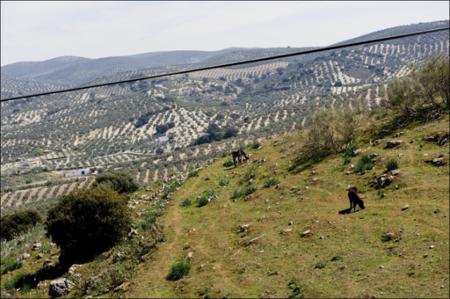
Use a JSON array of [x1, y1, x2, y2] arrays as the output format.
[[231, 149, 249, 167]]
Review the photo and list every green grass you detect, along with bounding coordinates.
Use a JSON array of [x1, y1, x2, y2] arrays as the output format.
[[0, 257, 22, 275], [125, 115, 449, 298]]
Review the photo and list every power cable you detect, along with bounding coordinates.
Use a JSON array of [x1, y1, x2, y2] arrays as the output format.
[[1, 26, 448, 103]]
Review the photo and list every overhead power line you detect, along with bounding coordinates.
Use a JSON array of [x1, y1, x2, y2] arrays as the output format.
[[1, 26, 449, 103]]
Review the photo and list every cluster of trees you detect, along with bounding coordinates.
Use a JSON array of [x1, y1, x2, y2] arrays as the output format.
[[388, 57, 449, 116], [193, 123, 238, 145], [289, 108, 359, 171], [155, 122, 175, 135]]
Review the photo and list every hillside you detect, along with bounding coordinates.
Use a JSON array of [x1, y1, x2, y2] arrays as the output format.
[[1, 20, 448, 214], [123, 115, 449, 298], [1, 107, 449, 298]]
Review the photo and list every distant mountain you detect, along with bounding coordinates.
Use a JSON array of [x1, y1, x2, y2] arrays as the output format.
[[0, 48, 303, 87], [0, 20, 448, 203]]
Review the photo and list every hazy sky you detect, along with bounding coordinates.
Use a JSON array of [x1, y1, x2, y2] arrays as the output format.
[[1, 1, 448, 65]]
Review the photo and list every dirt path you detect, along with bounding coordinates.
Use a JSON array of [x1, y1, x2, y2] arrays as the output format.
[[125, 199, 183, 297]]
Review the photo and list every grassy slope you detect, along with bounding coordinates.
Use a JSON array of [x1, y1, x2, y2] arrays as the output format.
[[126, 115, 449, 298]]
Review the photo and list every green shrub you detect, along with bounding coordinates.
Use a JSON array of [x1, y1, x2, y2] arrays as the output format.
[[288, 279, 304, 299], [187, 170, 199, 178], [196, 197, 209, 207], [330, 255, 343, 262], [196, 190, 215, 207], [218, 177, 229, 187], [1, 257, 23, 274], [223, 160, 234, 168], [342, 143, 357, 158], [354, 154, 374, 174], [342, 156, 352, 165], [46, 186, 131, 264], [242, 167, 256, 183], [140, 206, 162, 229], [386, 159, 399, 171], [263, 177, 279, 188], [1, 209, 41, 241], [314, 260, 327, 269], [290, 108, 358, 172], [93, 172, 139, 194], [166, 260, 191, 281], [231, 185, 256, 199], [180, 198, 192, 207], [251, 142, 261, 149]]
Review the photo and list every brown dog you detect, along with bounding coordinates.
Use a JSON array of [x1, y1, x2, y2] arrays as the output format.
[[347, 187, 365, 212]]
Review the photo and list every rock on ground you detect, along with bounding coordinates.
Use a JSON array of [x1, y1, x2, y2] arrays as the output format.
[[48, 278, 75, 297]]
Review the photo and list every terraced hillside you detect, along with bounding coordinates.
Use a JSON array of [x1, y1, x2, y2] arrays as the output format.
[[1, 20, 449, 212]]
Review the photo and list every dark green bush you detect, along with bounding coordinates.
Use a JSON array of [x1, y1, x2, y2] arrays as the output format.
[[0, 209, 41, 241], [263, 177, 279, 188], [386, 159, 399, 171], [166, 260, 191, 281], [187, 170, 199, 178], [196, 190, 215, 207], [223, 160, 234, 168], [196, 197, 209, 207], [251, 142, 261, 149], [93, 172, 139, 194], [46, 186, 131, 264]]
